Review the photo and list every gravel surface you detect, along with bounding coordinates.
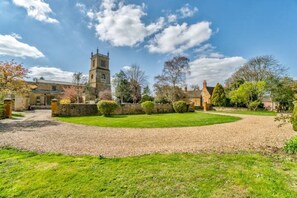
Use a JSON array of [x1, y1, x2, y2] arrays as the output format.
[[0, 110, 295, 157]]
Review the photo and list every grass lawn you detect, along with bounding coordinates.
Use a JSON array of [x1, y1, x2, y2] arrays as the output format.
[[0, 148, 297, 197], [56, 112, 241, 128], [215, 110, 277, 116], [12, 112, 25, 118]]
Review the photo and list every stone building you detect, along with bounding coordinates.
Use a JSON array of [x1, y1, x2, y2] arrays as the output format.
[[186, 80, 214, 108], [88, 49, 111, 96], [13, 49, 111, 111]]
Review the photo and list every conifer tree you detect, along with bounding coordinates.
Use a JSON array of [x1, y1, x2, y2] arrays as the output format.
[[211, 83, 227, 106]]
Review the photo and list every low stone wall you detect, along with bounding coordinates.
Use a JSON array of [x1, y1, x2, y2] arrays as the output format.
[[54, 103, 174, 117], [57, 104, 99, 116], [212, 107, 248, 112]]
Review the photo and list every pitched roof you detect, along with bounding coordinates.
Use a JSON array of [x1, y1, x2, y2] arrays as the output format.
[[206, 87, 215, 95], [27, 79, 80, 86], [186, 89, 202, 98]]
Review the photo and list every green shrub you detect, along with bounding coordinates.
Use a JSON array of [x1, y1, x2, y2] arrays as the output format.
[[248, 100, 262, 111], [173, 101, 187, 113], [140, 95, 154, 103], [97, 100, 118, 116], [292, 101, 297, 131], [0, 103, 4, 119], [141, 101, 155, 115], [284, 136, 297, 154]]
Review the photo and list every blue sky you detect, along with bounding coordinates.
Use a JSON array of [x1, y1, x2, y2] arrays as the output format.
[[0, 0, 296, 87]]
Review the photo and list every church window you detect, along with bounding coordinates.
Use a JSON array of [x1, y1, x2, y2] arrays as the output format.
[[101, 60, 106, 67], [91, 74, 94, 80], [101, 74, 106, 79]]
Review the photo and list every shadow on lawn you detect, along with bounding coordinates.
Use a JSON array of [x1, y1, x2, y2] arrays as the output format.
[[0, 120, 61, 133]]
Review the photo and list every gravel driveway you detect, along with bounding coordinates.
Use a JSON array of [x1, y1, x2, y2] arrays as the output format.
[[0, 110, 295, 157]]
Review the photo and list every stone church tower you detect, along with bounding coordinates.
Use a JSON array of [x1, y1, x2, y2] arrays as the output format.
[[88, 49, 111, 96]]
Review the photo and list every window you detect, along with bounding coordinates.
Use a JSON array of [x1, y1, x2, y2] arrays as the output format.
[[93, 59, 95, 67], [91, 74, 94, 80], [101, 60, 106, 67], [52, 86, 57, 91], [101, 74, 106, 79]]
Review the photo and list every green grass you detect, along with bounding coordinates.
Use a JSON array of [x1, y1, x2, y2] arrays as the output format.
[[56, 112, 241, 128], [215, 110, 277, 116], [0, 148, 297, 197], [12, 112, 25, 118]]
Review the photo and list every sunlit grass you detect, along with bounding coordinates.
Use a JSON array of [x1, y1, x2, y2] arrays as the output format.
[[56, 112, 240, 128], [0, 148, 296, 197]]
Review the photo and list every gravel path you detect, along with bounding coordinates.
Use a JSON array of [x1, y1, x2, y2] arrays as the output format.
[[0, 110, 295, 157]]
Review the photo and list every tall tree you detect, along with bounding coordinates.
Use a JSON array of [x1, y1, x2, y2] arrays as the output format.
[[112, 71, 132, 104], [72, 72, 86, 103], [230, 81, 266, 108], [211, 83, 227, 106], [226, 55, 286, 86], [0, 60, 29, 98], [154, 56, 190, 102], [124, 65, 147, 103], [266, 76, 297, 111]]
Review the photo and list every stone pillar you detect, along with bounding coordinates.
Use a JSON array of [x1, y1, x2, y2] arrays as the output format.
[[51, 99, 59, 117], [4, 99, 12, 118], [203, 102, 208, 112]]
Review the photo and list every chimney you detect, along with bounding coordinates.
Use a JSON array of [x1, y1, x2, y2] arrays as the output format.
[[184, 86, 187, 92], [107, 52, 109, 57], [203, 80, 207, 89], [96, 48, 99, 54], [91, 52, 93, 57]]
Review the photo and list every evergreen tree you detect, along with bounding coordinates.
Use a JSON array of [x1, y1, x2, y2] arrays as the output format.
[[211, 83, 227, 106]]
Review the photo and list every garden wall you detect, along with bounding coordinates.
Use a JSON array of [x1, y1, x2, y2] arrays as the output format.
[[55, 103, 174, 117]]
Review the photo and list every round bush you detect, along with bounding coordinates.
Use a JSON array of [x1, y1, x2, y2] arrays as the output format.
[[173, 101, 187, 113], [284, 136, 297, 154], [60, 98, 71, 104], [97, 100, 118, 116], [141, 101, 155, 115]]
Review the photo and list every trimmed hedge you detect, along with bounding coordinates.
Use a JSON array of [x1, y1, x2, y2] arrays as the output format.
[[97, 100, 118, 116], [173, 101, 187, 113], [141, 101, 154, 115]]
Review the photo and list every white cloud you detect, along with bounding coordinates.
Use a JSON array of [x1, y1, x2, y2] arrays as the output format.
[[122, 65, 132, 71], [76, 3, 86, 14], [29, 66, 76, 82], [167, 14, 177, 23], [0, 34, 44, 58], [187, 56, 246, 86], [12, 0, 59, 23], [194, 44, 224, 58], [178, 4, 198, 18], [86, 0, 165, 47], [147, 22, 212, 54]]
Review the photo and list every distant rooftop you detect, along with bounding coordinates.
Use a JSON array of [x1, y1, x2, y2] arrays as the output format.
[[28, 79, 78, 86]]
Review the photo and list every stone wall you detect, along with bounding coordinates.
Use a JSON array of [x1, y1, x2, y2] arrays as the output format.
[[57, 104, 99, 116], [54, 103, 174, 117]]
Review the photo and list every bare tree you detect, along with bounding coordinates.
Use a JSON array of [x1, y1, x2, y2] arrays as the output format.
[[73, 72, 87, 103], [153, 56, 190, 102], [124, 65, 147, 103], [226, 55, 287, 86]]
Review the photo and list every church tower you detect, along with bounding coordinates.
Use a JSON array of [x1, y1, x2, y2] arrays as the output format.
[[89, 49, 111, 96]]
